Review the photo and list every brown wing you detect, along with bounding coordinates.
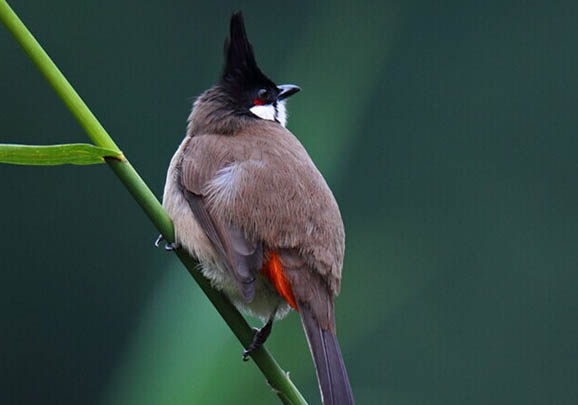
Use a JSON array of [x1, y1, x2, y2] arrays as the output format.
[[179, 134, 262, 302], [193, 122, 345, 298], [180, 122, 345, 312]]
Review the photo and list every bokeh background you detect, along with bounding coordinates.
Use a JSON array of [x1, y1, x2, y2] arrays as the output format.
[[2, 1, 578, 404]]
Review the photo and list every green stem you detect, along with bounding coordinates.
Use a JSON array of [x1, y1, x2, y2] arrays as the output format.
[[0, 1, 307, 404]]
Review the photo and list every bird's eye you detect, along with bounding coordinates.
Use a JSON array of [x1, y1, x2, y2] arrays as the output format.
[[254, 88, 268, 106]]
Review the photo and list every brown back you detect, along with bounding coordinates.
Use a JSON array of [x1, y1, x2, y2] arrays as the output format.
[[179, 118, 345, 328]]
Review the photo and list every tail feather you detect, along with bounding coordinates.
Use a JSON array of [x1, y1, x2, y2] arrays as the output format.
[[300, 307, 355, 405]]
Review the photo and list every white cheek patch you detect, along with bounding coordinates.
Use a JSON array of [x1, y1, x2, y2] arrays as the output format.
[[250, 101, 289, 127], [250, 104, 276, 122], [276, 100, 287, 127]]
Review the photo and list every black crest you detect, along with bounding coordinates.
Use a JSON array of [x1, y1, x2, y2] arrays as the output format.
[[221, 12, 276, 91]]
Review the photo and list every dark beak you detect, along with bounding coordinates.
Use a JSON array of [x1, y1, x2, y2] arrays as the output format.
[[277, 84, 301, 100]]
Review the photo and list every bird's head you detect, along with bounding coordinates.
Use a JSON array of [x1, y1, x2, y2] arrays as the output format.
[[218, 12, 300, 127]]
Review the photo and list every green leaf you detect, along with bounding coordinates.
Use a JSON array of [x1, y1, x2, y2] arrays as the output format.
[[0, 143, 124, 166]]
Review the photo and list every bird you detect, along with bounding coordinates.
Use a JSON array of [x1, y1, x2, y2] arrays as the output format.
[[160, 12, 354, 405]]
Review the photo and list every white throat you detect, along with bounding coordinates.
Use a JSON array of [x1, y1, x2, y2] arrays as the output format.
[[249, 100, 288, 127]]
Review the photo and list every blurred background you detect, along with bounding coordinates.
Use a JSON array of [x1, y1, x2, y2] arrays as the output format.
[[1, 0, 578, 404]]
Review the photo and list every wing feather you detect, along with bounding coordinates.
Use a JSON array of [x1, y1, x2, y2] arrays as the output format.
[[178, 123, 344, 304], [178, 135, 261, 302]]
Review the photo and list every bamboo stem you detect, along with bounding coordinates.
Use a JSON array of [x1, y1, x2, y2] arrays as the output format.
[[0, 1, 307, 403]]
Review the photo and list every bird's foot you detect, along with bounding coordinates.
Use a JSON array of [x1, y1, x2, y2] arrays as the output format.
[[242, 319, 274, 361], [154, 234, 178, 251], [165, 242, 177, 251]]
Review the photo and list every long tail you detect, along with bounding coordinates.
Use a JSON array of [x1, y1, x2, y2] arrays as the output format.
[[300, 307, 355, 405]]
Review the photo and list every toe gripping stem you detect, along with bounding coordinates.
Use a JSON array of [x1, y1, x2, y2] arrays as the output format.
[[154, 234, 177, 251], [242, 309, 277, 361]]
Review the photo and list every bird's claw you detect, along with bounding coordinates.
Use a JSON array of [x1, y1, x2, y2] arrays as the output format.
[[241, 320, 274, 362], [165, 242, 177, 251], [154, 234, 178, 251]]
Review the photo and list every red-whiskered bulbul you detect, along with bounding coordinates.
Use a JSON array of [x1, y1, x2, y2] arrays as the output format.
[[160, 12, 354, 405]]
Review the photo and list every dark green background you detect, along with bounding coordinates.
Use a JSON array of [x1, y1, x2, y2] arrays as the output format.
[[1, 1, 577, 404]]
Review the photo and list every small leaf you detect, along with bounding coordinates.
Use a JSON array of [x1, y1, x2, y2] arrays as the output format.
[[0, 143, 124, 166]]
